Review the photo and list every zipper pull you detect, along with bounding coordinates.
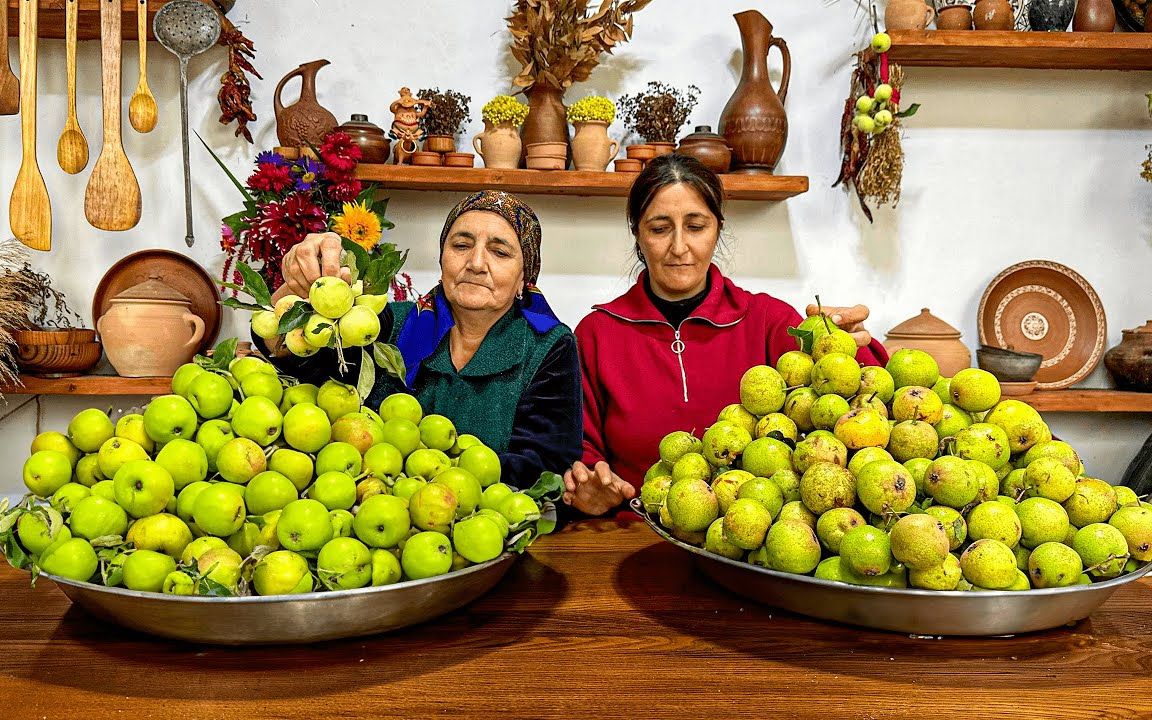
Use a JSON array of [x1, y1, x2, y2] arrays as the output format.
[[671, 329, 685, 356], [671, 329, 688, 403]]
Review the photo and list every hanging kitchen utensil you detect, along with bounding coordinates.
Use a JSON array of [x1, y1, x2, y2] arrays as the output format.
[[128, 0, 157, 133], [154, 0, 221, 248], [0, 0, 19, 115], [84, 0, 142, 231], [9, 0, 51, 250], [57, 0, 90, 174]]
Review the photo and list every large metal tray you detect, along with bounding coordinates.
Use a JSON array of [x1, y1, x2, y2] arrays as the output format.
[[631, 499, 1152, 637], [41, 552, 517, 645]]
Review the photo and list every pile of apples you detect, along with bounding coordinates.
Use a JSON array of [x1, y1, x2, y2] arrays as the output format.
[[250, 275, 386, 357], [640, 313, 1152, 592], [3, 357, 545, 596]]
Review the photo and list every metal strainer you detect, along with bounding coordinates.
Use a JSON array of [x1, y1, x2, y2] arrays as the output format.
[[154, 0, 221, 248]]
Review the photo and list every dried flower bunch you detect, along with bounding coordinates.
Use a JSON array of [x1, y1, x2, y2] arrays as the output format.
[[507, 0, 653, 91], [417, 88, 472, 137], [618, 82, 700, 143], [482, 95, 531, 127], [568, 95, 616, 124]]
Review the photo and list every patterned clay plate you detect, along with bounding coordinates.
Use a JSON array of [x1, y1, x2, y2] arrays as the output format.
[[93, 249, 221, 355], [978, 260, 1106, 391]]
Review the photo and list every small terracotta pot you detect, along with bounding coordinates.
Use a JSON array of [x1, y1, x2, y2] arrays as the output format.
[[626, 144, 655, 161], [937, 5, 975, 29], [411, 151, 444, 166], [424, 135, 456, 154], [97, 279, 206, 378], [614, 158, 642, 172], [973, 0, 1015, 29], [570, 121, 620, 172], [885, 0, 935, 29], [526, 156, 566, 170], [1104, 321, 1152, 391], [444, 152, 475, 168], [472, 121, 523, 170], [525, 141, 569, 157], [648, 141, 677, 157]]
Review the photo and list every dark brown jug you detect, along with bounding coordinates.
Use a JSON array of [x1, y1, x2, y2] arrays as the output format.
[[274, 59, 339, 148], [718, 10, 790, 174]]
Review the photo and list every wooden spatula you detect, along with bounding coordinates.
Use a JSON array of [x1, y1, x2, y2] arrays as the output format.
[[0, 0, 18, 116], [9, 0, 51, 250], [85, 0, 142, 231]]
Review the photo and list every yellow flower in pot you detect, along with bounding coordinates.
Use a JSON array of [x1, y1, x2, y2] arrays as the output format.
[[474, 95, 530, 170], [567, 96, 619, 172]]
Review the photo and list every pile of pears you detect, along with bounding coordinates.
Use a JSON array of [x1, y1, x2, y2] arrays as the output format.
[[4, 356, 545, 597], [642, 316, 1152, 592]]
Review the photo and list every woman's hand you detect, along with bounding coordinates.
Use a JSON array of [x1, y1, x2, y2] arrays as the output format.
[[806, 303, 874, 348], [272, 232, 353, 304], [563, 461, 637, 517]]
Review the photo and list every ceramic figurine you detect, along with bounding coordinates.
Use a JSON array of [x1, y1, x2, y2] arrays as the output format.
[[389, 87, 433, 165]]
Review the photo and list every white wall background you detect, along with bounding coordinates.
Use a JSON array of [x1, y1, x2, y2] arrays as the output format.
[[1, 0, 1150, 498]]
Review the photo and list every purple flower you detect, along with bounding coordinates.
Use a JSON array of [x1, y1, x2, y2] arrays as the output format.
[[256, 150, 290, 167], [292, 157, 325, 192]]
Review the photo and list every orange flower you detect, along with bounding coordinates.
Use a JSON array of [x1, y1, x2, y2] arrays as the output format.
[[331, 201, 382, 251]]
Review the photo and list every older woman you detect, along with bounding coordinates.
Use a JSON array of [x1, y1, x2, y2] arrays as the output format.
[[565, 154, 889, 516], [264, 190, 581, 486]]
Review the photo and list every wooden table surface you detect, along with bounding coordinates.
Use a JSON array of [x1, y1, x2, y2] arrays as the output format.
[[2, 519, 1151, 719]]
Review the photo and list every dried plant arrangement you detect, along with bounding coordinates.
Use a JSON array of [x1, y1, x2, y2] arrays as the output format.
[[618, 82, 700, 143], [417, 88, 473, 136]]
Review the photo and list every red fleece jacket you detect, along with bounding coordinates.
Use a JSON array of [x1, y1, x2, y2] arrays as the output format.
[[576, 265, 889, 492]]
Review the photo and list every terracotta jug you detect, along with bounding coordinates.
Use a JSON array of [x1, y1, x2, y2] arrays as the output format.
[[883, 308, 972, 377], [1104, 321, 1152, 391], [98, 278, 205, 378], [274, 59, 339, 148], [1072, 0, 1117, 30], [570, 121, 619, 172], [335, 114, 391, 164], [718, 10, 790, 174], [520, 85, 569, 167], [885, 0, 935, 29], [473, 121, 523, 169], [937, 5, 975, 29], [973, 0, 1015, 29]]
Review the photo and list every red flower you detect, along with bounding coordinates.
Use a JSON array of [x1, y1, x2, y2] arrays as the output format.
[[329, 177, 363, 203], [320, 131, 361, 174], [247, 162, 293, 193]]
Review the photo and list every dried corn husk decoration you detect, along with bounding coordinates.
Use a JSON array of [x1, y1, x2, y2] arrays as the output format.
[[0, 239, 34, 390]]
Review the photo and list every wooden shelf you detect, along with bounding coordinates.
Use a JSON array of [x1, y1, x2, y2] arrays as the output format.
[[0, 374, 170, 395], [5, 1, 166, 41], [884, 30, 1152, 71], [1020, 389, 1152, 412], [354, 164, 810, 201]]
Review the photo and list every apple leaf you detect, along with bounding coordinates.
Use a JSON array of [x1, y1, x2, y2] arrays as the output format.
[[522, 471, 563, 503], [372, 342, 407, 385], [507, 525, 537, 553], [0, 507, 20, 535], [203, 338, 238, 373], [895, 103, 920, 119], [198, 577, 236, 597], [787, 326, 815, 354], [89, 535, 124, 548], [220, 297, 268, 313], [237, 262, 272, 308], [101, 556, 124, 587], [3, 532, 30, 570], [276, 301, 311, 335], [341, 238, 370, 281], [766, 431, 796, 450], [357, 347, 376, 401]]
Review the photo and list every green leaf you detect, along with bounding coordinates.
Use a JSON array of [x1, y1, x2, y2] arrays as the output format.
[[198, 577, 236, 597], [357, 347, 376, 400], [507, 525, 537, 553], [237, 263, 272, 308], [3, 533, 30, 570], [787, 326, 815, 354], [341, 238, 371, 278], [0, 508, 21, 535], [372, 342, 407, 385], [194, 130, 255, 203], [522, 471, 563, 503], [209, 338, 239, 371], [895, 103, 920, 119], [276, 301, 311, 335], [766, 430, 796, 451], [222, 210, 250, 237], [218, 281, 246, 293], [220, 298, 268, 313], [89, 534, 124, 548], [536, 501, 557, 537]]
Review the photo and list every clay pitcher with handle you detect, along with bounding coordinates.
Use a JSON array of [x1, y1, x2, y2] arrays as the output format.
[[718, 10, 790, 174], [274, 59, 339, 148]]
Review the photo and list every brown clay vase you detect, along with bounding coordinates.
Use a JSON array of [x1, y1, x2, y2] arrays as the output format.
[[937, 5, 975, 30], [520, 85, 569, 167], [473, 121, 523, 170], [885, 0, 935, 29], [883, 308, 972, 377], [97, 278, 206, 378], [718, 10, 790, 174], [1072, 0, 1117, 31], [973, 0, 1016, 29], [335, 114, 391, 164], [274, 59, 339, 148], [570, 121, 620, 172], [676, 126, 732, 174], [1104, 321, 1152, 391]]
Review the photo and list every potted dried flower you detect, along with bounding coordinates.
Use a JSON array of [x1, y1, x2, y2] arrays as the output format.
[[568, 96, 619, 172], [618, 81, 701, 156], [417, 87, 472, 154], [474, 95, 530, 170]]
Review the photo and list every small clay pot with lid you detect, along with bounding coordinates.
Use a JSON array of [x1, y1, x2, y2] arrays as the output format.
[[336, 114, 391, 164], [97, 278, 206, 378], [677, 126, 732, 174], [883, 307, 972, 377], [1104, 321, 1152, 391]]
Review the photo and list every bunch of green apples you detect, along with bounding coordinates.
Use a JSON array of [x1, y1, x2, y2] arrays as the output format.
[[250, 276, 389, 357], [641, 319, 1152, 593], [852, 33, 900, 136], [5, 356, 544, 597]]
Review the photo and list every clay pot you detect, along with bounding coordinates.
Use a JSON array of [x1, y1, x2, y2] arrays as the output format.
[[97, 278, 205, 378], [1104, 321, 1152, 391], [411, 151, 443, 167], [883, 308, 972, 377], [626, 144, 656, 161], [335, 114, 391, 164], [1072, 0, 1117, 30], [570, 121, 620, 172], [973, 0, 1015, 29], [937, 5, 975, 30], [473, 122, 523, 170], [886, 0, 936, 29], [718, 10, 791, 174], [614, 158, 642, 173], [677, 125, 732, 174], [525, 142, 568, 157], [648, 141, 677, 157], [273, 59, 339, 148], [424, 135, 456, 154], [1028, 0, 1075, 30], [444, 152, 475, 168]]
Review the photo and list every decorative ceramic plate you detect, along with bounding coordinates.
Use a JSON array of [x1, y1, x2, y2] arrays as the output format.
[[977, 260, 1106, 391], [93, 249, 221, 355]]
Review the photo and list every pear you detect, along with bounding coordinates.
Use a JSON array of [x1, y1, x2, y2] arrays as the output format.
[[671, 527, 708, 546], [923, 456, 979, 509], [924, 505, 967, 550], [739, 365, 787, 415], [810, 353, 862, 398], [931, 376, 952, 405], [904, 457, 933, 498], [810, 394, 851, 431], [1027, 541, 1083, 588], [812, 328, 858, 361], [754, 413, 798, 442], [886, 348, 940, 390], [839, 525, 892, 576], [889, 513, 950, 569], [858, 365, 896, 404], [849, 393, 889, 418], [1001, 468, 1028, 500], [1072, 523, 1130, 578], [814, 555, 849, 582], [658, 431, 702, 466], [777, 500, 818, 529], [711, 469, 755, 514], [701, 423, 752, 468], [856, 460, 916, 515], [723, 498, 773, 550], [792, 431, 847, 474], [740, 437, 794, 478], [1002, 417, 1052, 456], [767, 468, 802, 504], [704, 518, 745, 560], [1022, 440, 1081, 475], [968, 460, 1000, 503], [908, 553, 962, 591], [887, 420, 939, 463], [1108, 506, 1152, 562], [783, 387, 819, 433], [891, 386, 943, 424], [1063, 478, 1118, 528], [644, 461, 673, 482], [833, 408, 890, 450], [847, 447, 894, 477], [753, 520, 821, 574], [949, 368, 1002, 413], [815, 506, 866, 553], [953, 423, 1011, 470], [665, 478, 719, 533], [775, 350, 814, 387], [934, 403, 974, 440], [967, 501, 1023, 548], [736, 477, 785, 519], [959, 539, 1018, 589], [1024, 457, 1077, 503], [1013, 544, 1031, 571], [799, 462, 856, 515], [671, 453, 712, 484], [716, 404, 758, 438], [640, 476, 672, 514], [1114, 485, 1141, 508], [1015, 496, 1071, 549], [1007, 569, 1032, 590]]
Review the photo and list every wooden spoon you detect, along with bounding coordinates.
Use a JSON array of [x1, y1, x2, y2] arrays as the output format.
[[85, 0, 142, 232], [9, 0, 51, 250], [127, 0, 156, 133], [57, 0, 89, 174], [0, 0, 18, 116]]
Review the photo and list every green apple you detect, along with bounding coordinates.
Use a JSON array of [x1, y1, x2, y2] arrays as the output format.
[[268, 448, 314, 492], [317, 380, 361, 423], [317, 537, 373, 590], [186, 371, 235, 420], [50, 483, 91, 514], [418, 414, 457, 452], [370, 548, 402, 585], [74, 454, 105, 487], [226, 522, 262, 558], [31, 431, 81, 467], [408, 482, 458, 533], [480, 482, 514, 512], [315, 442, 363, 476], [162, 570, 195, 595], [274, 294, 305, 319], [355, 294, 388, 315], [180, 534, 228, 565], [143, 395, 199, 444], [228, 355, 276, 381], [38, 537, 99, 582], [363, 443, 404, 482], [381, 418, 421, 457], [458, 445, 501, 488], [231, 396, 283, 446], [357, 477, 387, 504], [302, 313, 335, 348], [476, 508, 510, 538], [113, 459, 176, 518], [68, 494, 129, 540], [89, 479, 116, 502], [192, 484, 247, 537], [170, 362, 206, 396], [276, 498, 334, 552], [331, 413, 384, 454], [279, 383, 320, 413], [284, 328, 319, 357], [23, 450, 74, 497], [252, 550, 313, 595], [240, 371, 285, 406], [282, 402, 332, 453], [353, 494, 411, 548], [17, 510, 70, 556], [258, 509, 282, 550], [68, 408, 115, 453], [154, 438, 208, 491], [250, 309, 280, 340], [194, 419, 235, 474], [308, 471, 357, 511], [244, 471, 299, 515], [498, 492, 540, 525], [329, 508, 355, 538], [122, 549, 177, 592], [405, 448, 451, 480], [309, 276, 355, 319], [393, 475, 426, 501], [379, 392, 423, 424], [214, 437, 267, 484], [401, 531, 453, 580], [435, 467, 482, 517], [337, 305, 381, 347], [125, 513, 193, 557], [96, 437, 148, 480], [113, 414, 155, 454], [452, 515, 504, 564], [175, 480, 211, 523]]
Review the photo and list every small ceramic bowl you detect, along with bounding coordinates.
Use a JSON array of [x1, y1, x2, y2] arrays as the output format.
[[614, 158, 643, 173], [526, 156, 566, 170], [16, 340, 103, 377], [411, 151, 444, 167], [626, 144, 656, 161], [977, 345, 1043, 382], [424, 136, 456, 154], [443, 152, 475, 168], [525, 142, 568, 157], [11, 328, 97, 345], [998, 380, 1038, 397]]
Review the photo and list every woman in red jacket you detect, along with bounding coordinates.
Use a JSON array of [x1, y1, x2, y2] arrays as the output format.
[[564, 154, 889, 516]]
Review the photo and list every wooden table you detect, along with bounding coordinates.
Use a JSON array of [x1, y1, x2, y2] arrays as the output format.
[[1, 519, 1151, 719]]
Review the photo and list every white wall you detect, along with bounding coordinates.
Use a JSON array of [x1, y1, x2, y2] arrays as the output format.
[[1, 0, 1150, 498]]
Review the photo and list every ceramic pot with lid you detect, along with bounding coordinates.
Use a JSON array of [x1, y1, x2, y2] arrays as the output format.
[[884, 308, 972, 377], [1104, 321, 1152, 391], [336, 114, 391, 164], [677, 126, 732, 174], [98, 278, 206, 378]]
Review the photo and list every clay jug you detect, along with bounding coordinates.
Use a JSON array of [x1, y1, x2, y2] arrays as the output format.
[[718, 10, 790, 174], [473, 121, 523, 170], [570, 121, 619, 172], [883, 308, 972, 377], [937, 5, 975, 30], [1104, 321, 1152, 391], [973, 0, 1015, 29], [1072, 0, 1117, 30], [97, 278, 205, 378], [520, 85, 569, 167], [335, 114, 391, 164], [274, 59, 339, 148], [885, 0, 935, 29]]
